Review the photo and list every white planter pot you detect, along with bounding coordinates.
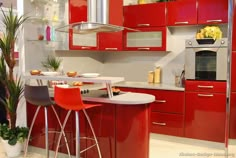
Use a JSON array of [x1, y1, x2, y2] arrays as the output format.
[[1, 139, 23, 157]]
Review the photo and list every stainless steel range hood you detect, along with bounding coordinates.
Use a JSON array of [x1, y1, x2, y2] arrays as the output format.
[[56, 0, 137, 34]]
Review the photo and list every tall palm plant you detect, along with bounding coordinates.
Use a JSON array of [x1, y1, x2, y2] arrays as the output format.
[[0, 6, 28, 130]]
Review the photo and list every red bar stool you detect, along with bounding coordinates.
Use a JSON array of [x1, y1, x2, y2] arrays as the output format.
[[24, 84, 71, 158], [54, 86, 102, 158]]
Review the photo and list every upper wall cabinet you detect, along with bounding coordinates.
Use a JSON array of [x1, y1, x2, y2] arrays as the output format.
[[97, 0, 123, 51], [123, 27, 167, 51], [69, 0, 97, 50], [197, 0, 228, 24], [69, 0, 123, 51], [166, 0, 197, 26], [123, 3, 166, 28], [69, 0, 87, 24]]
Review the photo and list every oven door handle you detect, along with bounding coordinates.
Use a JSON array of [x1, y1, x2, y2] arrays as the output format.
[[197, 85, 214, 89]]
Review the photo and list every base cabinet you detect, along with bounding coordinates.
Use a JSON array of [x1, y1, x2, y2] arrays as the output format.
[[118, 87, 185, 137], [27, 102, 150, 158], [185, 80, 226, 142], [151, 112, 184, 137]]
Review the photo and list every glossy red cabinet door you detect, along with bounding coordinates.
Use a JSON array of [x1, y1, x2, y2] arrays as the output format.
[[185, 91, 226, 142], [166, 0, 197, 26], [233, 2, 236, 50], [231, 52, 236, 92], [98, 32, 123, 51], [230, 92, 236, 139], [151, 112, 184, 137], [85, 104, 115, 158], [145, 89, 184, 114], [69, 0, 87, 24], [198, 0, 228, 24], [123, 3, 166, 27], [69, 0, 97, 50], [97, 0, 123, 51], [116, 104, 150, 158]]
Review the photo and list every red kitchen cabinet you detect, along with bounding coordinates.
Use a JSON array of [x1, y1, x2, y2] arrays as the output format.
[[98, 32, 123, 51], [197, 0, 228, 24], [146, 89, 185, 136], [116, 104, 150, 158], [151, 112, 184, 137], [69, 0, 87, 24], [232, 2, 236, 50], [97, 0, 123, 51], [230, 92, 236, 139], [166, 0, 197, 26], [123, 3, 166, 28], [185, 80, 226, 142], [85, 103, 116, 158], [231, 52, 236, 92], [69, 0, 123, 51], [117, 87, 185, 137], [69, 0, 97, 50], [123, 27, 167, 51], [145, 89, 184, 114]]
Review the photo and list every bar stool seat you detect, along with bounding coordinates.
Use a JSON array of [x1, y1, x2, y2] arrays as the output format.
[[24, 84, 71, 158], [54, 85, 102, 158]]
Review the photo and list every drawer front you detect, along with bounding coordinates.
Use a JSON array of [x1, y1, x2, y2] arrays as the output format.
[[185, 80, 226, 93], [145, 89, 184, 114], [151, 112, 184, 137]]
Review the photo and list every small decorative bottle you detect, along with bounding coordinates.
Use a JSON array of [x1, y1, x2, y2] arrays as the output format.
[[46, 25, 51, 41]]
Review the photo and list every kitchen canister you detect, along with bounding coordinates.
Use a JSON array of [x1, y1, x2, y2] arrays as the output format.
[[138, 0, 146, 4], [148, 71, 154, 83], [154, 66, 161, 84]]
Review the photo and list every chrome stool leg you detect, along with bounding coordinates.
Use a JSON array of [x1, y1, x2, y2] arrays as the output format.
[[44, 107, 49, 158], [54, 110, 72, 158], [83, 109, 102, 158], [51, 105, 71, 158], [75, 111, 80, 158], [24, 106, 41, 158]]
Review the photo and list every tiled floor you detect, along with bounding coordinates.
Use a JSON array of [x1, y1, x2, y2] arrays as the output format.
[[1, 133, 236, 158]]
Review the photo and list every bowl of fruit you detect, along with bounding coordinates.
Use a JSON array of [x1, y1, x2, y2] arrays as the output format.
[[30, 70, 41, 75], [67, 71, 77, 77]]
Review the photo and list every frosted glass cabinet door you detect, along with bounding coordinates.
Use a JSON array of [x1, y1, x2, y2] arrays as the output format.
[[69, 29, 98, 50], [123, 27, 166, 51]]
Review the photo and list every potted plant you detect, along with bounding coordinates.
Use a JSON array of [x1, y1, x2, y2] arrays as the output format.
[[41, 55, 62, 72], [0, 6, 29, 157]]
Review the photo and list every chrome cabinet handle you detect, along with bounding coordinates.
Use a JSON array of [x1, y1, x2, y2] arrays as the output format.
[[105, 48, 118, 50], [138, 48, 150, 50], [197, 85, 214, 89], [206, 19, 222, 23], [174, 21, 189, 24], [81, 46, 91, 49], [155, 100, 166, 103], [152, 122, 166, 126], [137, 24, 150, 27], [198, 94, 214, 97]]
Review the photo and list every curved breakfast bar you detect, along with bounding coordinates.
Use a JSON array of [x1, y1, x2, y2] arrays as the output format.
[[23, 74, 155, 158]]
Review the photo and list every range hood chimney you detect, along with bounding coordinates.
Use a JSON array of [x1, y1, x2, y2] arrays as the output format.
[[56, 0, 137, 34]]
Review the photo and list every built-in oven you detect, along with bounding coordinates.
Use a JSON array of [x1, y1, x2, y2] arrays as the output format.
[[185, 38, 228, 81]]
